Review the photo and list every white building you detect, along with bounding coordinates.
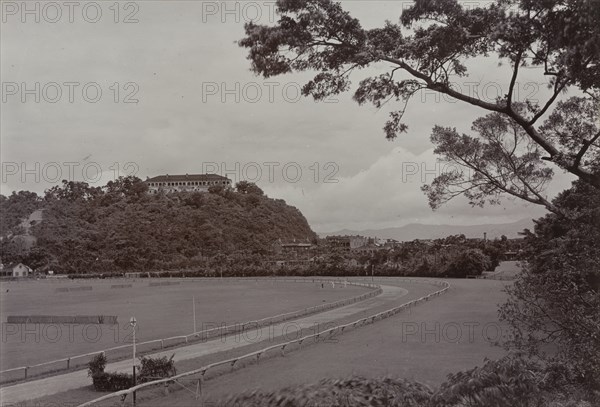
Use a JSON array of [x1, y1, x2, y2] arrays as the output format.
[[0, 263, 32, 278], [145, 174, 232, 194]]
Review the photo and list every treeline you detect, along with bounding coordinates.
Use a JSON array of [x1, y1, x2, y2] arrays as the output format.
[[0, 178, 316, 273], [312, 235, 523, 278]]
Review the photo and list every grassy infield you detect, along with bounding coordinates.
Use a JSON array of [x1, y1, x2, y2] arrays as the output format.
[[2, 262, 519, 406], [0, 279, 365, 371]]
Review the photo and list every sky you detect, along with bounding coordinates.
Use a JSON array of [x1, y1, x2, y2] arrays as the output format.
[[0, 1, 576, 232]]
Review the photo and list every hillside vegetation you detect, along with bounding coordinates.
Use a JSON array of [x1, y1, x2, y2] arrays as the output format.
[[0, 178, 316, 273]]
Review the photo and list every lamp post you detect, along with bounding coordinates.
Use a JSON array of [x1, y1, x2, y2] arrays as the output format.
[[130, 316, 137, 405], [192, 296, 197, 334]]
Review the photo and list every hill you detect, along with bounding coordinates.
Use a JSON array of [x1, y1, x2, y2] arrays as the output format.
[[0, 178, 316, 273], [319, 219, 534, 241]]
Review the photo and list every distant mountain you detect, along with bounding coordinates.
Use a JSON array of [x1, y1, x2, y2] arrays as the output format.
[[319, 218, 534, 241]]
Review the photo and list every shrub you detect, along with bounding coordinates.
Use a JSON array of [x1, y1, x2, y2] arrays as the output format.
[[431, 354, 600, 407], [138, 354, 176, 383], [88, 352, 133, 392], [431, 355, 544, 407], [219, 376, 432, 407], [87, 353, 106, 377], [91, 372, 133, 392], [444, 249, 491, 277]]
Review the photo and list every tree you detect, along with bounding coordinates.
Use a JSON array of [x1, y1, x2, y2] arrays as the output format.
[[423, 97, 598, 214], [444, 248, 491, 277], [499, 180, 600, 391], [44, 180, 102, 202], [239, 0, 600, 189], [235, 181, 264, 195], [105, 176, 148, 199], [0, 191, 43, 235], [239, 1, 599, 397]]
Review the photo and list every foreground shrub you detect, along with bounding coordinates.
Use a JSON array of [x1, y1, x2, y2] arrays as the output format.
[[87, 353, 176, 392], [431, 355, 544, 407], [218, 359, 599, 407], [87, 353, 106, 377], [431, 354, 599, 407], [219, 376, 432, 407], [91, 372, 133, 392], [138, 354, 176, 383], [88, 353, 133, 392]]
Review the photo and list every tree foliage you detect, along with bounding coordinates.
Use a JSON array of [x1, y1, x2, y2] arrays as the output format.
[[0, 191, 43, 236], [0, 177, 316, 273], [235, 181, 264, 195], [444, 248, 491, 277], [221, 376, 433, 407], [499, 181, 600, 391], [218, 364, 597, 406], [240, 0, 600, 190], [238, 1, 600, 399]]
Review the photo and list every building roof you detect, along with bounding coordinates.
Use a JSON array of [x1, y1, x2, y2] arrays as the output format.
[[281, 242, 312, 248], [3, 263, 31, 272], [145, 174, 231, 183]]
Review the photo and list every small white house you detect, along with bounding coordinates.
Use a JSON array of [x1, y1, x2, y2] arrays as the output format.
[[0, 263, 32, 278]]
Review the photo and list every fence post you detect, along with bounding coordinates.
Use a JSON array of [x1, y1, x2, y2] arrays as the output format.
[[67, 358, 71, 369], [196, 374, 204, 405], [24, 366, 28, 379]]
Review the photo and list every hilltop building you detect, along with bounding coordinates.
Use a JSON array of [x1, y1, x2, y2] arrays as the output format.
[[145, 174, 232, 194]]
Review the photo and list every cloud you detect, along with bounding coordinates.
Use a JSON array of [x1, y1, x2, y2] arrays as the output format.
[[0, 1, 580, 232], [264, 146, 574, 232]]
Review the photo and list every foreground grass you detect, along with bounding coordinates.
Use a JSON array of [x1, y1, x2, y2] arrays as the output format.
[[148, 278, 510, 406], [14, 278, 510, 407]]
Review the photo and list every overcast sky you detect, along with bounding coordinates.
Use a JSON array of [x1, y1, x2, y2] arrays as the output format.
[[0, 1, 575, 232]]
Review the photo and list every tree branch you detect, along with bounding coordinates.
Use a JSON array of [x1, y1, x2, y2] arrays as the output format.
[[573, 130, 600, 169], [507, 51, 523, 106]]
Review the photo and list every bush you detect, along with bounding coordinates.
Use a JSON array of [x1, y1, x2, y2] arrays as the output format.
[[220, 376, 432, 407], [431, 354, 599, 407], [87, 353, 106, 377], [88, 352, 133, 392], [91, 372, 133, 392], [219, 366, 598, 407], [444, 249, 491, 277], [138, 354, 176, 383], [87, 353, 177, 392], [431, 354, 543, 407]]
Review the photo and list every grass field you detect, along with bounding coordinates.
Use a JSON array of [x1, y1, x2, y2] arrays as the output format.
[[3, 264, 521, 407], [0, 278, 367, 371], [142, 278, 513, 406], [19, 276, 514, 407]]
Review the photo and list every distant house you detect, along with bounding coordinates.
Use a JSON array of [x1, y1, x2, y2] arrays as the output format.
[[325, 235, 368, 251], [0, 263, 32, 278], [502, 251, 520, 261], [272, 239, 314, 263], [383, 238, 401, 248], [145, 174, 232, 194], [280, 241, 313, 253]]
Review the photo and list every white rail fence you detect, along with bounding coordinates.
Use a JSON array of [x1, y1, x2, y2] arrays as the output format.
[[0, 279, 380, 383], [77, 279, 450, 407]]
